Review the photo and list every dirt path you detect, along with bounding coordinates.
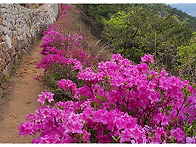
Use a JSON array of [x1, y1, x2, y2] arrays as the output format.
[[0, 40, 48, 143]]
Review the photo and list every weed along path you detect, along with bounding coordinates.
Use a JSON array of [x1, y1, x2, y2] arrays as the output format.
[[0, 40, 48, 143]]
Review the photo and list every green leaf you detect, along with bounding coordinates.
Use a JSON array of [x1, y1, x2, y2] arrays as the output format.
[[104, 76, 109, 81], [58, 105, 63, 110]]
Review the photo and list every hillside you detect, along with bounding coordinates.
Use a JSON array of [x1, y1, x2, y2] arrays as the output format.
[[138, 4, 196, 30], [168, 3, 196, 17], [85, 4, 196, 31], [85, 4, 196, 82]]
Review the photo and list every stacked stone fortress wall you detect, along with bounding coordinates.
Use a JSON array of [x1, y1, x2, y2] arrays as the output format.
[[0, 4, 59, 82]]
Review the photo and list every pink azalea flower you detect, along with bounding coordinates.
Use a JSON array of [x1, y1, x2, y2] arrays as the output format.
[[141, 54, 154, 64], [58, 79, 76, 91], [120, 129, 132, 143], [37, 92, 54, 105], [170, 128, 185, 142], [160, 69, 168, 77], [37, 93, 46, 105], [186, 137, 196, 144]]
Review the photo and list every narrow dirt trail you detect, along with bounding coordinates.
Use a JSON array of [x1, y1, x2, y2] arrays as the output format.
[[0, 40, 48, 143]]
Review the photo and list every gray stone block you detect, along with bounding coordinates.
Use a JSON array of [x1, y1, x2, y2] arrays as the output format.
[[0, 4, 59, 84]]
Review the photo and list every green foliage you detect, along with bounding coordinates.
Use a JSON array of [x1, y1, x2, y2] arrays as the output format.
[[3, 76, 10, 82], [86, 4, 195, 81], [103, 6, 192, 64], [183, 121, 196, 137], [11, 63, 18, 74], [177, 32, 196, 82], [4, 97, 11, 102], [85, 4, 128, 23], [42, 63, 80, 89], [103, 10, 141, 60], [134, 3, 196, 30]]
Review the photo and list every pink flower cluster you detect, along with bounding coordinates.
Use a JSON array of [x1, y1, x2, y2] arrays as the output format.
[[36, 30, 95, 72], [19, 53, 196, 143], [19, 101, 90, 143], [19, 4, 196, 144], [37, 91, 54, 105], [141, 54, 154, 64]]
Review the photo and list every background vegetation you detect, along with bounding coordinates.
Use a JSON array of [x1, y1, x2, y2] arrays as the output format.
[[85, 4, 196, 82]]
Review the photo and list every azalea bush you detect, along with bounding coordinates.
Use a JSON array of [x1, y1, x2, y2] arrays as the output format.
[[35, 4, 103, 89], [36, 30, 97, 89], [19, 53, 196, 143], [19, 4, 196, 144]]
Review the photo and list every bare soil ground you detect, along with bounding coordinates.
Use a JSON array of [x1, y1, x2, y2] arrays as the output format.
[[0, 40, 48, 143]]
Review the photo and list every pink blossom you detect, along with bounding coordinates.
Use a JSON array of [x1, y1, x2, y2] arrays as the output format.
[[187, 85, 195, 93], [141, 54, 154, 64], [170, 128, 185, 142], [137, 63, 149, 73], [120, 129, 132, 143], [77, 68, 97, 83], [37, 92, 54, 105], [160, 69, 168, 77], [37, 93, 46, 105], [110, 53, 123, 62], [67, 58, 83, 71], [58, 79, 76, 91], [154, 127, 167, 143], [186, 137, 196, 144]]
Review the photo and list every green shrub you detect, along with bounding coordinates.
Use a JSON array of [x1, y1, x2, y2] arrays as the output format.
[[177, 32, 196, 82]]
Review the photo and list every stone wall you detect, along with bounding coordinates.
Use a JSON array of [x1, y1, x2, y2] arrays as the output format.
[[0, 4, 59, 82]]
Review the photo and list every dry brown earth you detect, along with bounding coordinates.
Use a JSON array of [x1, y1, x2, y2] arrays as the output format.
[[0, 40, 48, 143]]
